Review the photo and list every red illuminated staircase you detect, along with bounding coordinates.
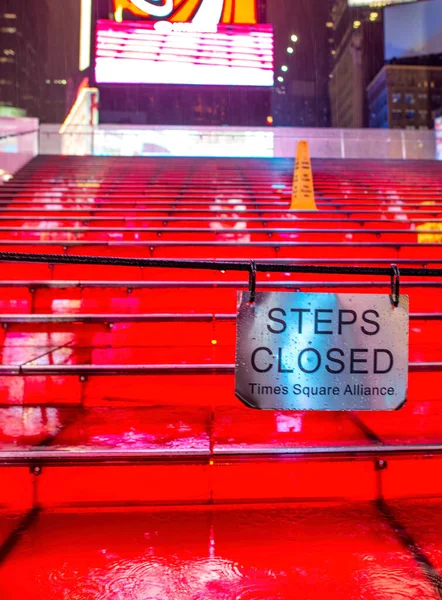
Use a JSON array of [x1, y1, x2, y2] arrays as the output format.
[[1, 155, 442, 598]]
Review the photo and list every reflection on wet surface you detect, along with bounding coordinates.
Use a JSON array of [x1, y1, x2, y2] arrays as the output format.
[[2, 157, 442, 597], [0, 503, 439, 600]]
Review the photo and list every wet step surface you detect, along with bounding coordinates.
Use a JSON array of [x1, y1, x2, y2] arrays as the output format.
[[0, 403, 437, 447], [2, 155, 442, 597], [0, 500, 441, 600]]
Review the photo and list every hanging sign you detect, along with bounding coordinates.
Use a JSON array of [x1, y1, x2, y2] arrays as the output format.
[[235, 292, 409, 411]]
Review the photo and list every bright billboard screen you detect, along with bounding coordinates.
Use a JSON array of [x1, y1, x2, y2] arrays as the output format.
[[385, 0, 442, 60], [95, 20, 274, 86], [113, 0, 258, 25]]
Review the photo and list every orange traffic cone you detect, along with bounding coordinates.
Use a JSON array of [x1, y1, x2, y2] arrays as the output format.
[[291, 140, 317, 210]]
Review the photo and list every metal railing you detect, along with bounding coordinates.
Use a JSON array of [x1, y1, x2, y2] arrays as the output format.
[[0, 252, 440, 466], [0, 253, 440, 379]]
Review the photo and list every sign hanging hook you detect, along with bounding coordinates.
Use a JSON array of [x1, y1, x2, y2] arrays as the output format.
[[249, 260, 257, 303], [390, 264, 400, 307]]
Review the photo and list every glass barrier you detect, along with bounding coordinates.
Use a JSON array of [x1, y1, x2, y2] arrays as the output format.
[[39, 124, 436, 159], [0, 117, 39, 181]]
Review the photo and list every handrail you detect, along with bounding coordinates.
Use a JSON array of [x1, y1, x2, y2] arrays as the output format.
[[1, 226, 442, 234], [3, 208, 442, 216], [0, 256, 440, 264], [0, 240, 441, 249], [0, 313, 235, 323], [0, 362, 438, 375], [4, 443, 442, 465], [4, 194, 442, 202], [4, 199, 442, 209], [0, 311, 438, 323], [1, 280, 441, 289], [0, 216, 441, 225]]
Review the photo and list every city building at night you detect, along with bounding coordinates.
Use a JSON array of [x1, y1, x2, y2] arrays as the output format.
[[328, 0, 384, 128], [367, 0, 442, 130], [0, 1, 48, 118], [40, 0, 80, 123], [269, 0, 330, 127], [368, 63, 442, 129], [41, 79, 69, 124]]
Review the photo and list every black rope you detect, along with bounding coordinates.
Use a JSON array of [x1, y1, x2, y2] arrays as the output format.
[[0, 251, 441, 277]]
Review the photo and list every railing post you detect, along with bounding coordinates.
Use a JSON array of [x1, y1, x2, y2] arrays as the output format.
[[401, 130, 407, 160]]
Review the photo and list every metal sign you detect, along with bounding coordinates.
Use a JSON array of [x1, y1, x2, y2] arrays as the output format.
[[235, 292, 409, 411]]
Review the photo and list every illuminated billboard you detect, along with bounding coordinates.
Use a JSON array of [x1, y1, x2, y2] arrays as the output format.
[[385, 0, 442, 60], [113, 0, 258, 24], [95, 19, 274, 86]]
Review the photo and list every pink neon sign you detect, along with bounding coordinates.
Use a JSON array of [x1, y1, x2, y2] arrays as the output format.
[[95, 20, 274, 86]]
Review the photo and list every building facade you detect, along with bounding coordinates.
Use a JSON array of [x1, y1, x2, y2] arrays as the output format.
[[269, 0, 330, 127], [41, 0, 80, 123], [328, 0, 384, 128], [0, 1, 49, 118], [368, 64, 442, 129]]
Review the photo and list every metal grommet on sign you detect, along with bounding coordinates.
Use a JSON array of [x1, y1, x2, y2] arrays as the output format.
[[249, 260, 257, 304], [390, 264, 400, 307]]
